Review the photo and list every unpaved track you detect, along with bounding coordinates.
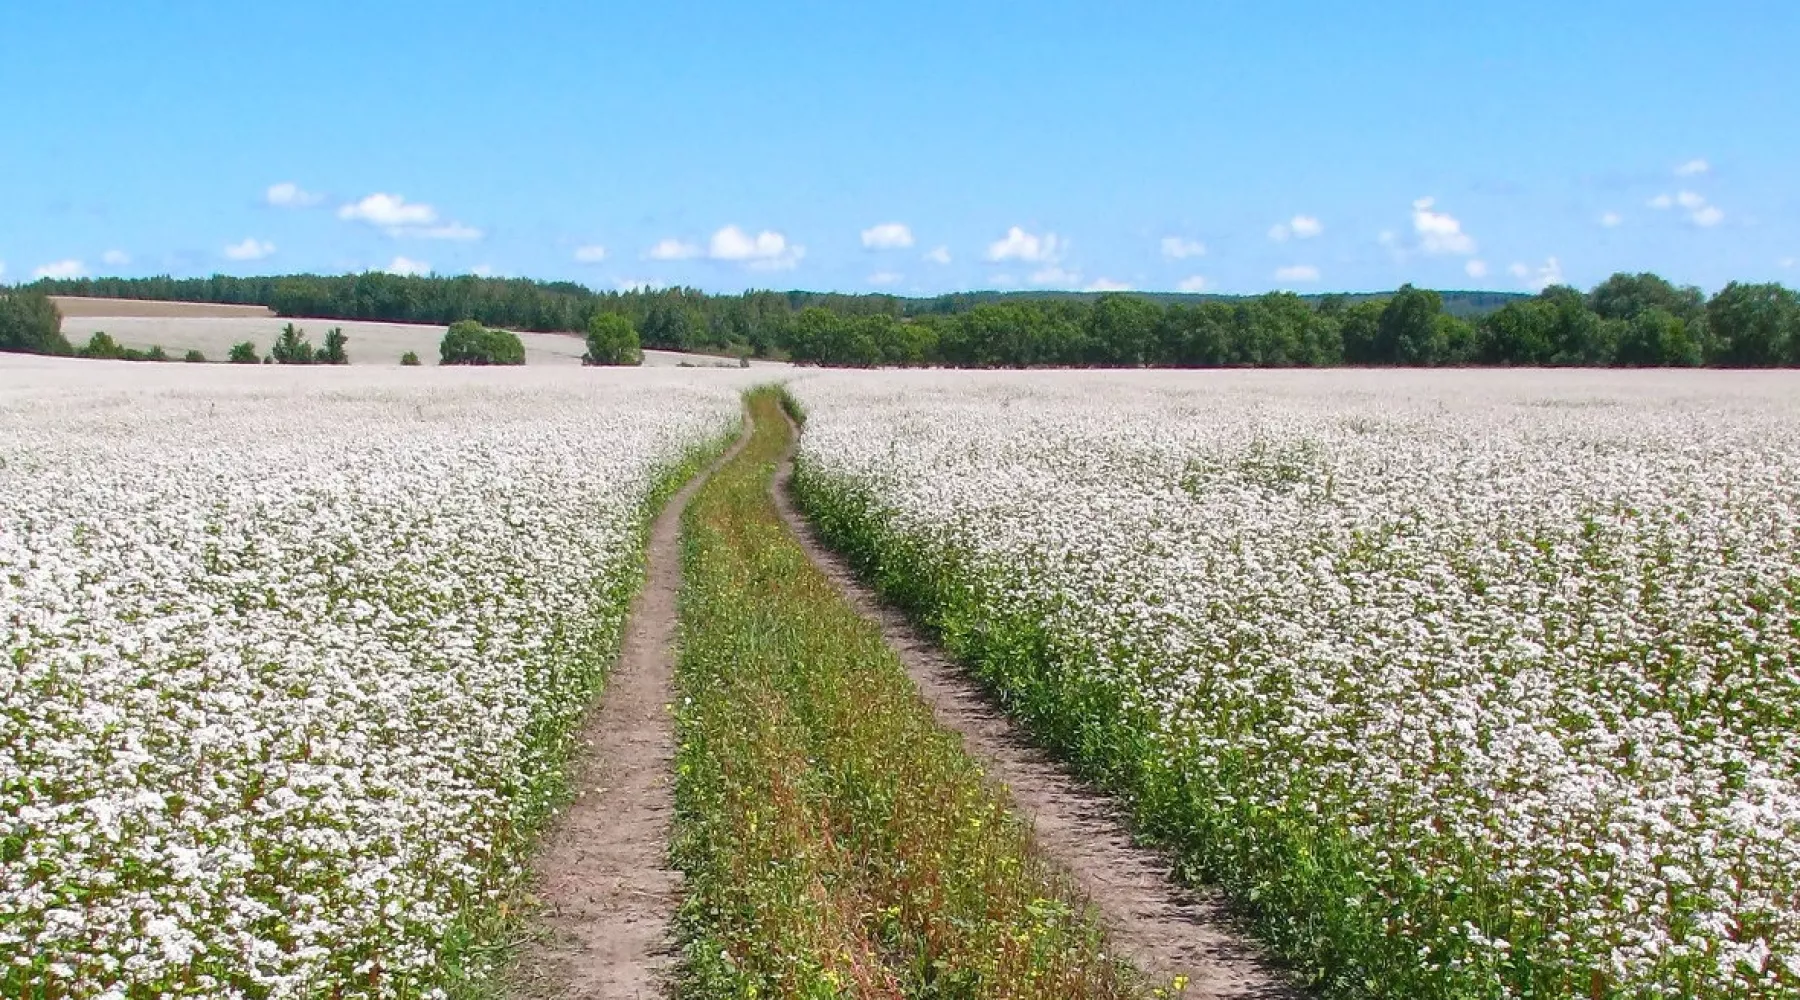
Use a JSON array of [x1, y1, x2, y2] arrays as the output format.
[[510, 416, 751, 1000], [771, 409, 1300, 999]]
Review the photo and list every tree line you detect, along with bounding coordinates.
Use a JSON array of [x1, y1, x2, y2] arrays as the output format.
[[12, 271, 1800, 367]]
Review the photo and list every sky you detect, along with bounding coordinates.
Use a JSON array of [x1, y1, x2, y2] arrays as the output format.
[[1, 1, 1795, 297]]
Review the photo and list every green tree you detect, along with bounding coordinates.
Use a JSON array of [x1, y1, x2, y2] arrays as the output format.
[[1705, 282, 1799, 366], [318, 327, 349, 365], [0, 290, 72, 356], [183, 349, 208, 363], [228, 341, 260, 363], [79, 331, 124, 359], [440, 319, 526, 365], [584, 313, 643, 365], [1376, 285, 1446, 365], [271, 323, 316, 364]]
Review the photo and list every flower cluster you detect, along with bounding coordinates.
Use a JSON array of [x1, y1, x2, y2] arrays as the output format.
[[790, 369, 1800, 999], [1, 362, 749, 997]]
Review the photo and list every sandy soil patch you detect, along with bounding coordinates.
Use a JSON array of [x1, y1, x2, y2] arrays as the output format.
[[51, 296, 275, 318]]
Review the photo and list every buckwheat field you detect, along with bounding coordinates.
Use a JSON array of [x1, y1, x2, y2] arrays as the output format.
[[789, 370, 1800, 1000], [0, 358, 749, 998]]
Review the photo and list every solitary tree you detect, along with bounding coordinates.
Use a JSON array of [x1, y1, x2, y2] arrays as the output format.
[[583, 313, 643, 366], [271, 323, 316, 364], [319, 327, 349, 365]]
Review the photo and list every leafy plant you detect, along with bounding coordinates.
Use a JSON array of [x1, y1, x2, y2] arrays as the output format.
[[440, 320, 525, 366], [228, 341, 260, 364], [400, 350, 421, 366]]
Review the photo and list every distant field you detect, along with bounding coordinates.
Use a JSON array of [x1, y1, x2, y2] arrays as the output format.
[[50, 296, 275, 318], [56, 312, 785, 368]]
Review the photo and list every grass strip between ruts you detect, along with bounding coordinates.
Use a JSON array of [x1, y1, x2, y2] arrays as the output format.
[[671, 389, 1149, 1000]]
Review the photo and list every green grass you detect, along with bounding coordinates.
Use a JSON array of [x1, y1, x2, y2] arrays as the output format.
[[671, 390, 1146, 1000]]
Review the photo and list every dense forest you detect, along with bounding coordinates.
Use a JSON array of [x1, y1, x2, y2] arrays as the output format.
[[16, 271, 1800, 368]]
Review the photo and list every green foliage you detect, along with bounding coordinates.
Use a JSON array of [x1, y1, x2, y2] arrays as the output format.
[[24, 270, 1800, 367], [582, 313, 642, 366], [271, 323, 316, 364], [0, 289, 71, 356], [228, 341, 260, 364], [144, 345, 170, 362], [675, 392, 1142, 999], [439, 320, 525, 366], [400, 350, 421, 366], [183, 349, 207, 363], [1705, 281, 1800, 366], [78, 331, 124, 359], [318, 327, 349, 365]]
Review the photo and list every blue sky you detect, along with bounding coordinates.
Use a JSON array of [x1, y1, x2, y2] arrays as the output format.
[[2, 1, 1795, 296]]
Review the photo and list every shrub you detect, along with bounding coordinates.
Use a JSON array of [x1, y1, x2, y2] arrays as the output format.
[[271, 323, 316, 364], [319, 327, 349, 365], [184, 349, 207, 363], [228, 341, 260, 364], [79, 331, 124, 359], [583, 313, 643, 366], [400, 351, 421, 366], [440, 320, 525, 366], [0, 290, 71, 356], [144, 345, 170, 362]]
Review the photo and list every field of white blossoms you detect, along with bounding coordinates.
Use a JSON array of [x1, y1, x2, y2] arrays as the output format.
[[789, 370, 1800, 1000], [1, 357, 750, 998]]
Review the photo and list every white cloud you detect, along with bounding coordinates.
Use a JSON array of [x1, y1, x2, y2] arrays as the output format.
[[1160, 236, 1207, 259], [989, 274, 1018, 288], [470, 264, 495, 278], [223, 238, 276, 261], [1781, 257, 1796, 269], [0, 261, 6, 280], [1412, 197, 1477, 255], [615, 278, 668, 291], [986, 226, 1063, 263], [922, 245, 952, 265], [708, 225, 805, 270], [1649, 190, 1724, 227], [1176, 275, 1211, 292], [1510, 257, 1563, 292], [265, 182, 323, 207], [1273, 264, 1320, 284], [1269, 215, 1322, 242], [33, 259, 86, 279], [861, 222, 914, 250], [1086, 278, 1133, 291], [1465, 259, 1490, 279], [1600, 211, 1623, 228], [1377, 230, 1399, 247], [1675, 158, 1710, 177], [646, 238, 701, 260], [385, 256, 430, 276], [1030, 265, 1080, 286], [101, 250, 130, 268], [573, 244, 608, 263], [868, 271, 903, 286], [340, 192, 438, 227], [339, 193, 481, 240]]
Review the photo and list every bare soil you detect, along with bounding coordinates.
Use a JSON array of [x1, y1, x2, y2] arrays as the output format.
[[770, 409, 1301, 999], [50, 296, 275, 318], [509, 418, 751, 1000]]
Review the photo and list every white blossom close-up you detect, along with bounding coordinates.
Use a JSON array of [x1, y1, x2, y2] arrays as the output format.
[[0, 357, 754, 997], [789, 369, 1800, 999]]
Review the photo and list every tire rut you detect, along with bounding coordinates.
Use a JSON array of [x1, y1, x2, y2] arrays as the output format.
[[509, 415, 751, 1000], [770, 408, 1301, 1000]]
